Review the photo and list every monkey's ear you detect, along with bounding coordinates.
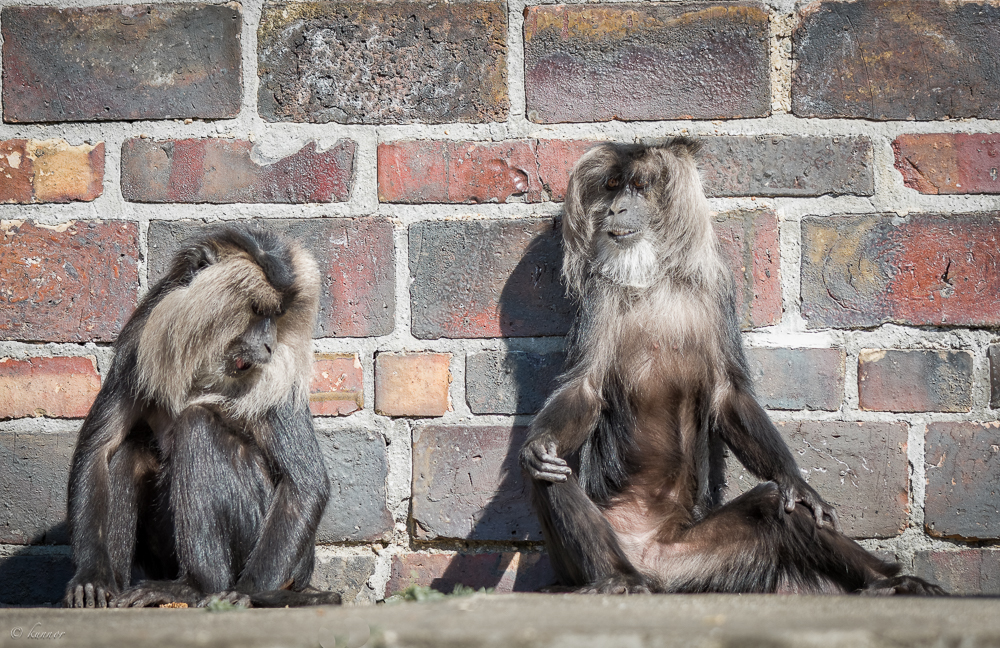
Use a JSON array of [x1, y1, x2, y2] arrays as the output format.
[[560, 157, 596, 298], [669, 136, 703, 157]]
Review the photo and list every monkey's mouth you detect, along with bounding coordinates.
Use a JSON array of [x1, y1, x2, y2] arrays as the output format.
[[234, 357, 254, 372], [607, 229, 640, 242]]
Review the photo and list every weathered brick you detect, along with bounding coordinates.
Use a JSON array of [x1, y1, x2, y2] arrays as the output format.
[[913, 550, 1000, 596], [310, 353, 363, 417], [858, 350, 972, 413], [0, 432, 75, 544], [0, 140, 104, 204], [311, 555, 378, 604], [148, 218, 395, 337], [745, 348, 844, 411], [925, 422, 1000, 540], [0, 553, 73, 605], [893, 134, 1000, 195], [1, 221, 139, 343], [728, 421, 909, 539], [0, 357, 100, 420], [792, 1, 1000, 120], [466, 351, 566, 415], [374, 354, 451, 418], [714, 210, 781, 329], [2, 4, 241, 122], [989, 345, 1000, 410], [378, 140, 594, 204], [701, 136, 874, 197], [258, 2, 507, 124], [315, 428, 393, 543], [380, 136, 873, 204], [524, 3, 770, 123], [122, 139, 355, 204], [387, 551, 554, 595], [801, 213, 1000, 328], [410, 212, 779, 339], [412, 425, 538, 541]]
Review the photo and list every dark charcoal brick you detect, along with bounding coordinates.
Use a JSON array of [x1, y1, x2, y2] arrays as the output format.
[[913, 550, 1000, 596], [0, 432, 75, 544], [893, 134, 1000, 195], [524, 2, 770, 123], [315, 428, 393, 543], [701, 136, 874, 197], [801, 213, 1000, 328], [409, 218, 573, 339], [0, 552, 74, 605], [793, 0, 1000, 120], [122, 139, 355, 203], [387, 552, 554, 594], [925, 422, 1000, 540], [858, 349, 973, 413], [2, 4, 241, 122], [466, 350, 566, 415], [745, 347, 844, 411], [148, 218, 395, 337], [0, 221, 139, 343], [310, 555, 378, 603], [728, 421, 909, 539], [411, 425, 539, 541], [258, 1, 508, 124]]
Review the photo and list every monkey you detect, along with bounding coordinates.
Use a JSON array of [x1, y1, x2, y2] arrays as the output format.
[[63, 226, 342, 608], [521, 140, 945, 596]]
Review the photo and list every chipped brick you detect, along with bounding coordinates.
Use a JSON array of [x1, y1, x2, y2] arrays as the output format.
[[0, 357, 100, 420], [375, 354, 451, 418], [310, 353, 363, 417], [0, 139, 104, 204]]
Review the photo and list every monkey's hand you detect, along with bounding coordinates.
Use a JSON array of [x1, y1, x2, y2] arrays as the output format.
[[520, 436, 573, 483], [777, 476, 841, 532], [64, 572, 118, 608]]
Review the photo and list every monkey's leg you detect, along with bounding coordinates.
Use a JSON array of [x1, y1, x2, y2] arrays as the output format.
[[531, 477, 652, 593]]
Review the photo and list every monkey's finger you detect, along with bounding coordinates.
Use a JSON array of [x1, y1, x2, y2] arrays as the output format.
[[85, 583, 96, 608], [529, 468, 570, 482], [545, 441, 560, 458], [97, 587, 109, 608], [538, 454, 571, 470]]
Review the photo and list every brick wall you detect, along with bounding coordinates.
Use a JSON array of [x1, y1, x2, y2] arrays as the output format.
[[2, 0, 1000, 604]]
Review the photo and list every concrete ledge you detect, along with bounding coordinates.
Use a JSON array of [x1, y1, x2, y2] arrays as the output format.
[[1, 593, 997, 647]]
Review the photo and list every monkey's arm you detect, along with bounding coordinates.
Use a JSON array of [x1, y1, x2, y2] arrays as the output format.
[[717, 387, 840, 531], [64, 386, 138, 608], [237, 400, 330, 593], [521, 375, 602, 482]]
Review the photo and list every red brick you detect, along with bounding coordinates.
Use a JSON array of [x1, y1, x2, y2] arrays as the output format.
[[310, 354, 363, 417], [858, 350, 972, 413], [893, 134, 1000, 195], [387, 552, 554, 595], [745, 348, 844, 411], [258, 2, 507, 124], [378, 140, 594, 204], [0, 221, 139, 343], [728, 421, 909, 539], [148, 218, 395, 337], [714, 210, 781, 329], [0, 432, 75, 544], [410, 212, 778, 339], [0, 357, 100, 419], [122, 138, 355, 203], [2, 4, 241, 122], [801, 213, 1000, 328], [411, 425, 537, 541], [793, 1, 1000, 120], [524, 3, 770, 123], [913, 550, 1000, 596], [0, 139, 104, 204], [925, 422, 1000, 540], [375, 354, 451, 417]]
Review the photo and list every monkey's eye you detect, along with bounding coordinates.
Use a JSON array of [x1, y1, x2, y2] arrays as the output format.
[[606, 177, 620, 190], [632, 179, 647, 190]]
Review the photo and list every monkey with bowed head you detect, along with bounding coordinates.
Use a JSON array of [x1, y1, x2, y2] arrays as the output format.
[[521, 140, 944, 595], [65, 227, 340, 608]]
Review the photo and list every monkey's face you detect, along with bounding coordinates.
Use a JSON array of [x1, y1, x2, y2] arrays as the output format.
[[223, 311, 279, 377]]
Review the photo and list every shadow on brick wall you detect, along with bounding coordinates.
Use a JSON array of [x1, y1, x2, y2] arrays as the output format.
[[436, 230, 571, 593], [0, 523, 73, 606]]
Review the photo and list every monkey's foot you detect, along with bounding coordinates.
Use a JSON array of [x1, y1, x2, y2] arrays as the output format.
[[197, 591, 252, 608], [114, 581, 200, 608], [249, 587, 342, 607], [577, 574, 655, 595], [862, 576, 948, 597], [64, 581, 117, 608]]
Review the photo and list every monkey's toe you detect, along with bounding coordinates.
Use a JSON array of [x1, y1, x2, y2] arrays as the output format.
[[862, 576, 948, 596]]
